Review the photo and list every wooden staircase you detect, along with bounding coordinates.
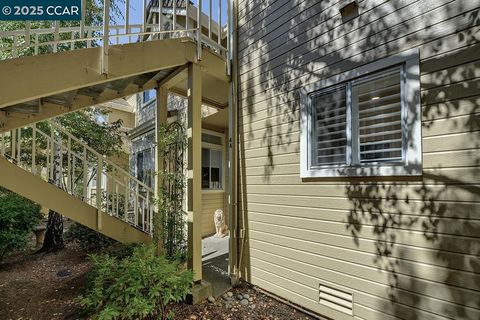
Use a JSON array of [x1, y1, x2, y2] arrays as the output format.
[[0, 120, 153, 243], [0, 0, 231, 245]]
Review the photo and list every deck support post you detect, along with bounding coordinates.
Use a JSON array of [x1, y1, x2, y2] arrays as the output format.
[[187, 63, 202, 282], [155, 85, 168, 255], [101, 0, 110, 75]]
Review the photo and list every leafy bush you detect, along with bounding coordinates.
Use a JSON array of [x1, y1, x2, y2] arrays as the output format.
[[78, 245, 193, 320], [103, 242, 141, 260], [0, 187, 42, 262], [65, 222, 117, 251]]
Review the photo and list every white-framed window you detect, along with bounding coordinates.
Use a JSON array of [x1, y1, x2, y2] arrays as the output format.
[[300, 49, 421, 178], [135, 148, 154, 188], [142, 89, 156, 107], [202, 131, 224, 191]]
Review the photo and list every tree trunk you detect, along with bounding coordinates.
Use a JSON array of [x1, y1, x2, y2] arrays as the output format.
[[40, 128, 64, 252], [40, 210, 64, 252]]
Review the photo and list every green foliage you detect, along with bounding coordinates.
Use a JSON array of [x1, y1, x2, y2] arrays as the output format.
[[58, 108, 124, 158], [65, 222, 116, 252], [154, 122, 188, 261], [103, 243, 141, 260], [78, 245, 193, 320], [0, 187, 42, 262], [0, 1, 124, 59]]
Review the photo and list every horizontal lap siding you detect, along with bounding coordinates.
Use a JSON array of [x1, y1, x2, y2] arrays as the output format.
[[237, 0, 480, 319], [201, 192, 225, 237]]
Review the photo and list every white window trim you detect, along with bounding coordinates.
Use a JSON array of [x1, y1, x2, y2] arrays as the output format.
[[300, 48, 422, 178]]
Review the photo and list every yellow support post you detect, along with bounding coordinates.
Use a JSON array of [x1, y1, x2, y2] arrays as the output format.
[[187, 63, 202, 282], [155, 85, 168, 255]]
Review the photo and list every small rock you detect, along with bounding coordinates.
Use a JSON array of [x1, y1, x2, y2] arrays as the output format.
[[227, 291, 233, 297], [207, 296, 215, 303], [237, 294, 243, 300], [56, 269, 70, 277], [248, 297, 253, 302], [190, 315, 198, 320], [250, 304, 256, 309], [240, 299, 249, 306], [222, 293, 229, 300], [243, 293, 250, 299]]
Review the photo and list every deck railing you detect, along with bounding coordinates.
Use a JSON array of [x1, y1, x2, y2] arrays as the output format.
[[0, 120, 155, 234], [0, 0, 232, 71]]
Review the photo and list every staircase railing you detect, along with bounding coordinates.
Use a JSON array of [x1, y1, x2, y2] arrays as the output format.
[[0, 120, 155, 234], [0, 0, 231, 65]]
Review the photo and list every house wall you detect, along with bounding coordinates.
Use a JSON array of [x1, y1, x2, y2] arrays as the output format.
[[202, 192, 226, 237], [136, 99, 156, 126], [129, 95, 228, 237], [109, 108, 135, 130], [201, 129, 229, 237], [237, 1, 480, 319]]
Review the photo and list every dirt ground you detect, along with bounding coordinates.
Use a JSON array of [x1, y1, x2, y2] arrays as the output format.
[[0, 243, 90, 320], [0, 242, 316, 320]]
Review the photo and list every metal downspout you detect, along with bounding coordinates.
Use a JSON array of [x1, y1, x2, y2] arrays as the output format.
[[228, 0, 241, 286]]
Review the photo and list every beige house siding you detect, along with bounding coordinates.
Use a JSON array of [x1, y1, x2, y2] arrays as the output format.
[[237, 0, 480, 319], [202, 192, 226, 237], [109, 108, 135, 129]]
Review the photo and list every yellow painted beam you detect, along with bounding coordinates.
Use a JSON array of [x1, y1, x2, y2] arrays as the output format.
[[158, 65, 188, 89], [0, 39, 229, 110], [0, 38, 196, 109], [187, 63, 203, 282], [1, 83, 147, 133], [197, 48, 230, 83], [169, 87, 227, 110], [0, 157, 151, 244]]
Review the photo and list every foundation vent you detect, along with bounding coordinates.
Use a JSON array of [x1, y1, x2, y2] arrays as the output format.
[[319, 283, 353, 315]]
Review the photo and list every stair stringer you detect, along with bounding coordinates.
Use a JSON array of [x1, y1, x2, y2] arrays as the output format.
[[0, 156, 151, 244]]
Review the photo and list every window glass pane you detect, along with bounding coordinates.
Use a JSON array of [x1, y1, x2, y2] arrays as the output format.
[[210, 150, 222, 189], [143, 148, 153, 187], [202, 148, 210, 189], [354, 69, 402, 163], [143, 90, 155, 104], [136, 152, 144, 181], [311, 86, 347, 166]]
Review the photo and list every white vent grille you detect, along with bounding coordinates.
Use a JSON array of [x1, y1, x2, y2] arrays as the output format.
[[319, 283, 353, 315]]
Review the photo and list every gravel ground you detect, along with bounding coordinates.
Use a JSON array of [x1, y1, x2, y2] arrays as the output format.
[[0, 242, 317, 320], [173, 282, 317, 320]]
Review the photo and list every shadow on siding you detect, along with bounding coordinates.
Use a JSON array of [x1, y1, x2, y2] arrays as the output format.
[[238, 0, 480, 319]]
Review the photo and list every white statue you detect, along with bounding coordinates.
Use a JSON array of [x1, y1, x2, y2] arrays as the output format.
[[214, 209, 229, 238]]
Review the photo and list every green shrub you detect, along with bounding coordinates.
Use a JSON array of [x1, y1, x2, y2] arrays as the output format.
[[102, 242, 141, 260], [65, 222, 117, 251], [0, 187, 42, 262], [78, 245, 193, 320]]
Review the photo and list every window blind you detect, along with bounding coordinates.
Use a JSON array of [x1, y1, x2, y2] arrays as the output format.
[[311, 86, 347, 166], [354, 69, 403, 163]]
